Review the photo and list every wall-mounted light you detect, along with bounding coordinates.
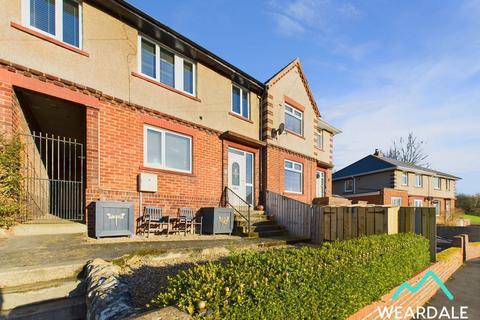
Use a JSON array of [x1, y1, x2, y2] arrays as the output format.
[[271, 123, 286, 139]]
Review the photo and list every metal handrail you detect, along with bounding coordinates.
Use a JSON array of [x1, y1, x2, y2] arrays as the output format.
[[222, 186, 251, 234]]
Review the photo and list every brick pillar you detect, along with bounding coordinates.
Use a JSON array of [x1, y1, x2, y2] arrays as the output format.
[[85, 107, 99, 234], [0, 81, 14, 137]]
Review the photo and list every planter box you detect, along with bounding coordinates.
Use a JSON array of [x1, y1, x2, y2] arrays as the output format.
[[95, 201, 134, 238], [201, 207, 234, 235]]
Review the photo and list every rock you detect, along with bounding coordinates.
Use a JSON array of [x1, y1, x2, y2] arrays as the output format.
[[85, 259, 142, 320]]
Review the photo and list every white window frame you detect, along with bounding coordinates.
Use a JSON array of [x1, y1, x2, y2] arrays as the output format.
[[344, 178, 354, 192], [446, 179, 451, 191], [138, 35, 197, 96], [433, 177, 441, 190], [230, 84, 250, 119], [414, 199, 423, 207], [284, 103, 303, 135], [144, 125, 192, 173], [414, 174, 423, 187], [315, 130, 324, 150], [22, 0, 83, 49], [401, 172, 408, 186], [316, 170, 325, 197], [284, 160, 303, 194], [391, 197, 402, 206]]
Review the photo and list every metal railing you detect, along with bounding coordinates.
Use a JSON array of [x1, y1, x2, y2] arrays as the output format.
[[221, 186, 251, 234]]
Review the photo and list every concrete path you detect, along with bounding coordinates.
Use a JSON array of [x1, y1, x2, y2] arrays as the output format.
[[0, 231, 296, 271], [426, 258, 480, 319]]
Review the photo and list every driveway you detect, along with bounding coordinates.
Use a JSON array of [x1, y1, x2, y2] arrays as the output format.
[[426, 258, 480, 319]]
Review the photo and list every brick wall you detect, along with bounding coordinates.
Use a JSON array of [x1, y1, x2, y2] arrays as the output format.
[[263, 144, 331, 204], [382, 188, 409, 205], [0, 60, 263, 235]]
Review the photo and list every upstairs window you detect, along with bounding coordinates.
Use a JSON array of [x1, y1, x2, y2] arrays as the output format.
[[285, 104, 303, 135], [139, 36, 196, 95], [315, 131, 323, 150], [231, 85, 249, 119], [446, 179, 451, 191], [24, 0, 82, 48], [433, 177, 441, 190], [401, 172, 408, 186], [414, 174, 423, 187]]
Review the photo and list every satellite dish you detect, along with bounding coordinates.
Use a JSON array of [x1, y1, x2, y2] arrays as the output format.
[[278, 123, 285, 135]]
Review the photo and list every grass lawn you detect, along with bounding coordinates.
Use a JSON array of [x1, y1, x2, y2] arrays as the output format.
[[464, 214, 480, 224]]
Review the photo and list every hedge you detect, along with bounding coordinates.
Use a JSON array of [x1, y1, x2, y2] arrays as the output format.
[[0, 134, 22, 228], [150, 233, 430, 319]]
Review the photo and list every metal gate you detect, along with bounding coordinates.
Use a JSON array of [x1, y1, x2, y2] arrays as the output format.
[[19, 132, 84, 222]]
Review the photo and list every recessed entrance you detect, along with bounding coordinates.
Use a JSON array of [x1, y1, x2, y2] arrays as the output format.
[[14, 88, 86, 222]]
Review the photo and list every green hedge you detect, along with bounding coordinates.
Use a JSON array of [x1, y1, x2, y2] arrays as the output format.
[[0, 134, 22, 228], [151, 233, 430, 320]]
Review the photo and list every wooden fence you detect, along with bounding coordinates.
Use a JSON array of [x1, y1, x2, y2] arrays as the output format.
[[265, 191, 437, 261], [265, 191, 323, 243]]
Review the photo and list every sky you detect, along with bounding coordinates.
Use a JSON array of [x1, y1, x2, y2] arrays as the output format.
[[127, 0, 480, 194]]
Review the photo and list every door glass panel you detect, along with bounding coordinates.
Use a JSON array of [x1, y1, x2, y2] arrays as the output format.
[[232, 162, 240, 186], [246, 153, 253, 184], [246, 186, 253, 205]]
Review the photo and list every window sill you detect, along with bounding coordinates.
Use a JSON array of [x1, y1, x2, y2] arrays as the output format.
[[10, 22, 89, 57], [140, 166, 195, 177], [284, 191, 303, 195], [228, 112, 253, 124], [285, 129, 305, 140], [132, 72, 201, 103]]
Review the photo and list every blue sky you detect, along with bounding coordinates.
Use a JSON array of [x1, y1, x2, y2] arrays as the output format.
[[127, 0, 480, 194]]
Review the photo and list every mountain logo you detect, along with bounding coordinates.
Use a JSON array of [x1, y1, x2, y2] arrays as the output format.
[[392, 270, 454, 301]]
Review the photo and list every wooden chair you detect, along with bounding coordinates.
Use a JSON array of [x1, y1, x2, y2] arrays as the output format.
[[178, 208, 203, 236], [142, 207, 170, 238]]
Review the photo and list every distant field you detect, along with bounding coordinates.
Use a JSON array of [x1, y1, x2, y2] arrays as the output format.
[[464, 214, 480, 224]]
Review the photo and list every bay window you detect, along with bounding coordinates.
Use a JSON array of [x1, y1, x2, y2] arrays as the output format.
[[23, 0, 82, 48], [284, 160, 303, 193], [144, 125, 192, 173], [139, 36, 196, 95]]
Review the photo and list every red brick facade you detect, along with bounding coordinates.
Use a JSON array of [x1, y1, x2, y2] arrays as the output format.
[[0, 60, 265, 234], [262, 144, 332, 204]]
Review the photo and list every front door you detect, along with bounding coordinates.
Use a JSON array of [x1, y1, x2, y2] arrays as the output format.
[[228, 148, 254, 205], [316, 171, 325, 198]]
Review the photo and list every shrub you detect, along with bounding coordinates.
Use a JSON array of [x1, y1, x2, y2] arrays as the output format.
[[0, 134, 22, 228], [151, 233, 430, 319]]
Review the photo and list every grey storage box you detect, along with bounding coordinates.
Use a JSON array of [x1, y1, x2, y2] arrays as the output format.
[[95, 201, 135, 238], [201, 207, 234, 235]]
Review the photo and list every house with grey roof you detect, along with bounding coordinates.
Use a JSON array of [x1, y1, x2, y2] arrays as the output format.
[[332, 150, 461, 222]]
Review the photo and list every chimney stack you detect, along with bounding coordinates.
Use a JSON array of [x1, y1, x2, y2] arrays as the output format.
[[374, 149, 384, 157]]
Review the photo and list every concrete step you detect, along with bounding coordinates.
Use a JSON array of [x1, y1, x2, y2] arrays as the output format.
[[234, 224, 286, 234], [0, 263, 85, 288], [12, 223, 87, 237], [0, 296, 86, 320], [1, 278, 85, 311], [256, 229, 288, 238]]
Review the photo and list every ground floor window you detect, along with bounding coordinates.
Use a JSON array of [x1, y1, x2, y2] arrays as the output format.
[[144, 125, 192, 173], [284, 160, 303, 193], [316, 171, 325, 197], [433, 201, 441, 216], [391, 197, 402, 206], [413, 199, 423, 207]]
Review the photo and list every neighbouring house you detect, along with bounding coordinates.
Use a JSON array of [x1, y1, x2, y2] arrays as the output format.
[[332, 151, 461, 222], [0, 0, 340, 233]]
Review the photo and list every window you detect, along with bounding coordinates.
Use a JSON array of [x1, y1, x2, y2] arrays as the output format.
[[345, 179, 354, 192], [284, 104, 303, 135], [414, 199, 423, 207], [23, 0, 82, 48], [401, 172, 408, 186], [284, 160, 303, 193], [446, 179, 451, 191], [144, 125, 192, 173], [231, 85, 249, 119], [315, 131, 323, 150], [138, 36, 196, 95], [414, 174, 423, 187], [231, 162, 240, 186], [391, 197, 402, 206], [433, 177, 440, 190], [433, 201, 441, 216]]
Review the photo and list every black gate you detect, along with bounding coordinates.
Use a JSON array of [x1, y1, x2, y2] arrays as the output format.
[[20, 132, 84, 222]]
